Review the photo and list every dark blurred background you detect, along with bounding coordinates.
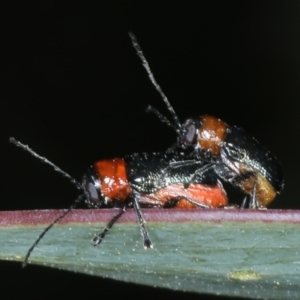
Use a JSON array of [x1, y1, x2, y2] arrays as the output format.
[[1, 1, 299, 299]]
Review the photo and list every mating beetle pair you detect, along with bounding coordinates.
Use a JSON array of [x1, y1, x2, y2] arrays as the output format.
[[11, 33, 284, 265], [129, 33, 283, 209]]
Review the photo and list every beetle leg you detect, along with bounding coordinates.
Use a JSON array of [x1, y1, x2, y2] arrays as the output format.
[[183, 163, 215, 189], [240, 196, 248, 209], [131, 192, 153, 249], [249, 180, 259, 209], [93, 206, 127, 246], [230, 171, 259, 208]]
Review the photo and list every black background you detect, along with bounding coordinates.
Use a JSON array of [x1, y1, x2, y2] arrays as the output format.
[[2, 1, 299, 299]]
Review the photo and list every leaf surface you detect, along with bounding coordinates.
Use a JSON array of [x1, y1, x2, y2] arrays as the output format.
[[0, 209, 300, 299]]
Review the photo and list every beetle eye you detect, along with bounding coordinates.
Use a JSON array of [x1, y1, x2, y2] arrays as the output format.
[[85, 182, 100, 204], [82, 167, 101, 206], [180, 119, 196, 145]]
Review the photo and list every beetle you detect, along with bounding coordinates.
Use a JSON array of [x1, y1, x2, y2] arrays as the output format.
[[10, 138, 227, 266], [83, 152, 227, 211], [129, 33, 284, 208], [84, 151, 227, 247]]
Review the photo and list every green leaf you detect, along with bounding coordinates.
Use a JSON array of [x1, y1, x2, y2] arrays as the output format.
[[0, 209, 300, 299]]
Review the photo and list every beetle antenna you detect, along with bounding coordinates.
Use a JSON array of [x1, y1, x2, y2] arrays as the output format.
[[146, 105, 177, 131], [129, 32, 182, 132], [9, 137, 84, 193], [22, 193, 86, 267], [10, 138, 90, 265]]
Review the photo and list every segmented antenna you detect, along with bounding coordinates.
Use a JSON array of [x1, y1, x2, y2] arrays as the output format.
[[129, 32, 182, 132], [9, 137, 83, 192], [146, 105, 176, 130], [22, 194, 86, 267], [10, 137, 88, 265]]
